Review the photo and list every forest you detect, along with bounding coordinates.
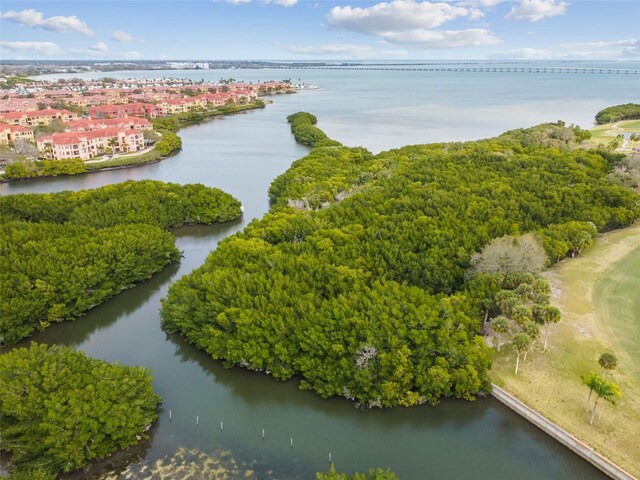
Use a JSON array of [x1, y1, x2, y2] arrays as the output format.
[[0, 343, 160, 476], [0, 180, 242, 345], [161, 114, 639, 408], [595, 103, 640, 124]]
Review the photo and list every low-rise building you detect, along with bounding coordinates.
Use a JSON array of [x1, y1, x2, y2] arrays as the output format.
[[37, 127, 144, 160], [0, 109, 78, 127], [199, 93, 234, 107], [89, 102, 163, 119], [159, 97, 204, 114], [0, 98, 53, 113], [0, 123, 35, 145], [65, 116, 152, 132]]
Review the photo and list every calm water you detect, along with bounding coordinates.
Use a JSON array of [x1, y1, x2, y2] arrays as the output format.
[[4, 63, 632, 478]]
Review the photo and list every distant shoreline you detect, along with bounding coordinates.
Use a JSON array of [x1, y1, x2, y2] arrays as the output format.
[[0, 100, 268, 183]]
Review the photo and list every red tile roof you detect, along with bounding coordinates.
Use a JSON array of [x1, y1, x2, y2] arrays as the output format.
[[0, 122, 32, 133]]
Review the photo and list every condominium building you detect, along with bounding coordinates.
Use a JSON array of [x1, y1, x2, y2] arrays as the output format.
[[64, 116, 152, 132], [37, 127, 144, 160], [0, 109, 78, 127], [0, 123, 35, 145]]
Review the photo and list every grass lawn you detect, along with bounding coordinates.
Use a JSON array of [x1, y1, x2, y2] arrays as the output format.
[[491, 222, 640, 478], [587, 120, 640, 150]]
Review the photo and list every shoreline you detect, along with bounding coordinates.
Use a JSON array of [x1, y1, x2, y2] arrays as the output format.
[[0, 100, 269, 183], [491, 222, 640, 478], [492, 385, 636, 480]]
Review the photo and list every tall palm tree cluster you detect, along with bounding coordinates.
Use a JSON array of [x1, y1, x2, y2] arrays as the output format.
[[582, 352, 621, 425]]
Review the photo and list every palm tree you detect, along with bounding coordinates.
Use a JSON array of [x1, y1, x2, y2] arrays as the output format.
[[542, 305, 561, 351], [513, 333, 531, 375], [512, 304, 533, 325], [107, 137, 118, 153], [495, 290, 519, 318], [582, 372, 599, 412], [41, 143, 52, 159], [589, 377, 621, 425], [492, 316, 510, 352], [521, 320, 539, 360]]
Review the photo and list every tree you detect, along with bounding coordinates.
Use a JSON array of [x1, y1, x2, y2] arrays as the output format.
[[12, 139, 38, 160], [598, 352, 618, 371], [465, 273, 502, 324], [495, 290, 519, 318], [7, 467, 56, 480], [521, 320, 540, 360], [582, 372, 599, 412], [513, 333, 532, 375], [0, 343, 161, 474], [541, 305, 561, 351], [107, 137, 118, 152], [33, 119, 65, 139], [512, 304, 533, 325], [0, 181, 242, 345], [468, 233, 548, 277], [492, 316, 510, 352], [161, 113, 640, 408], [316, 465, 399, 480], [589, 376, 621, 425]]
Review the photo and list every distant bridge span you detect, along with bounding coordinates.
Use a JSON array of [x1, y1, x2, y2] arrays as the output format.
[[281, 65, 640, 75]]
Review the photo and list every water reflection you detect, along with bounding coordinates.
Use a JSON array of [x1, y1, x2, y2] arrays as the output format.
[[0, 73, 616, 479]]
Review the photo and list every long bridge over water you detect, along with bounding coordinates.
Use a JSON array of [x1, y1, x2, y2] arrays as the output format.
[[280, 65, 640, 75]]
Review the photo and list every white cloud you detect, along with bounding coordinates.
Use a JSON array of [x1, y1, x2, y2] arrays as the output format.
[[288, 43, 374, 56], [90, 41, 109, 52], [0, 9, 94, 36], [326, 1, 499, 49], [0, 41, 61, 55], [505, 0, 567, 22], [466, 0, 503, 6], [327, 1, 476, 33], [452, 0, 503, 6], [384, 28, 500, 47], [111, 30, 141, 43]]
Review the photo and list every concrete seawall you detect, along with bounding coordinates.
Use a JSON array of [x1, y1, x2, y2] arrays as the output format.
[[491, 384, 636, 480]]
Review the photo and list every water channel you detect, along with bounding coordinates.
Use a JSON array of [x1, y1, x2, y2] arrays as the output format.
[[0, 70, 620, 478]]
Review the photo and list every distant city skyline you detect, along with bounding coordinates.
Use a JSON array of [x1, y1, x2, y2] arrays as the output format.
[[1, 0, 639, 61]]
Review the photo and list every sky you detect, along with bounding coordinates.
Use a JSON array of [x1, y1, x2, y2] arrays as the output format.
[[0, 0, 639, 61]]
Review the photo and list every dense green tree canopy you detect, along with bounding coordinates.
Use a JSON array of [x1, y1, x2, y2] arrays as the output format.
[[0, 343, 160, 474], [0, 221, 179, 345], [317, 465, 399, 480], [0, 180, 242, 345], [287, 111, 342, 148], [0, 180, 242, 228], [161, 113, 639, 408], [154, 131, 182, 156], [595, 103, 640, 124], [4, 158, 87, 180]]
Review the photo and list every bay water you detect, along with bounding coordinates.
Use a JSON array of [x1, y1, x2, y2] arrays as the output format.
[[3, 62, 636, 478]]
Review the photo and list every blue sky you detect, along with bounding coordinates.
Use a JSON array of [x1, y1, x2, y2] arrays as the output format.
[[1, 1, 639, 60]]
